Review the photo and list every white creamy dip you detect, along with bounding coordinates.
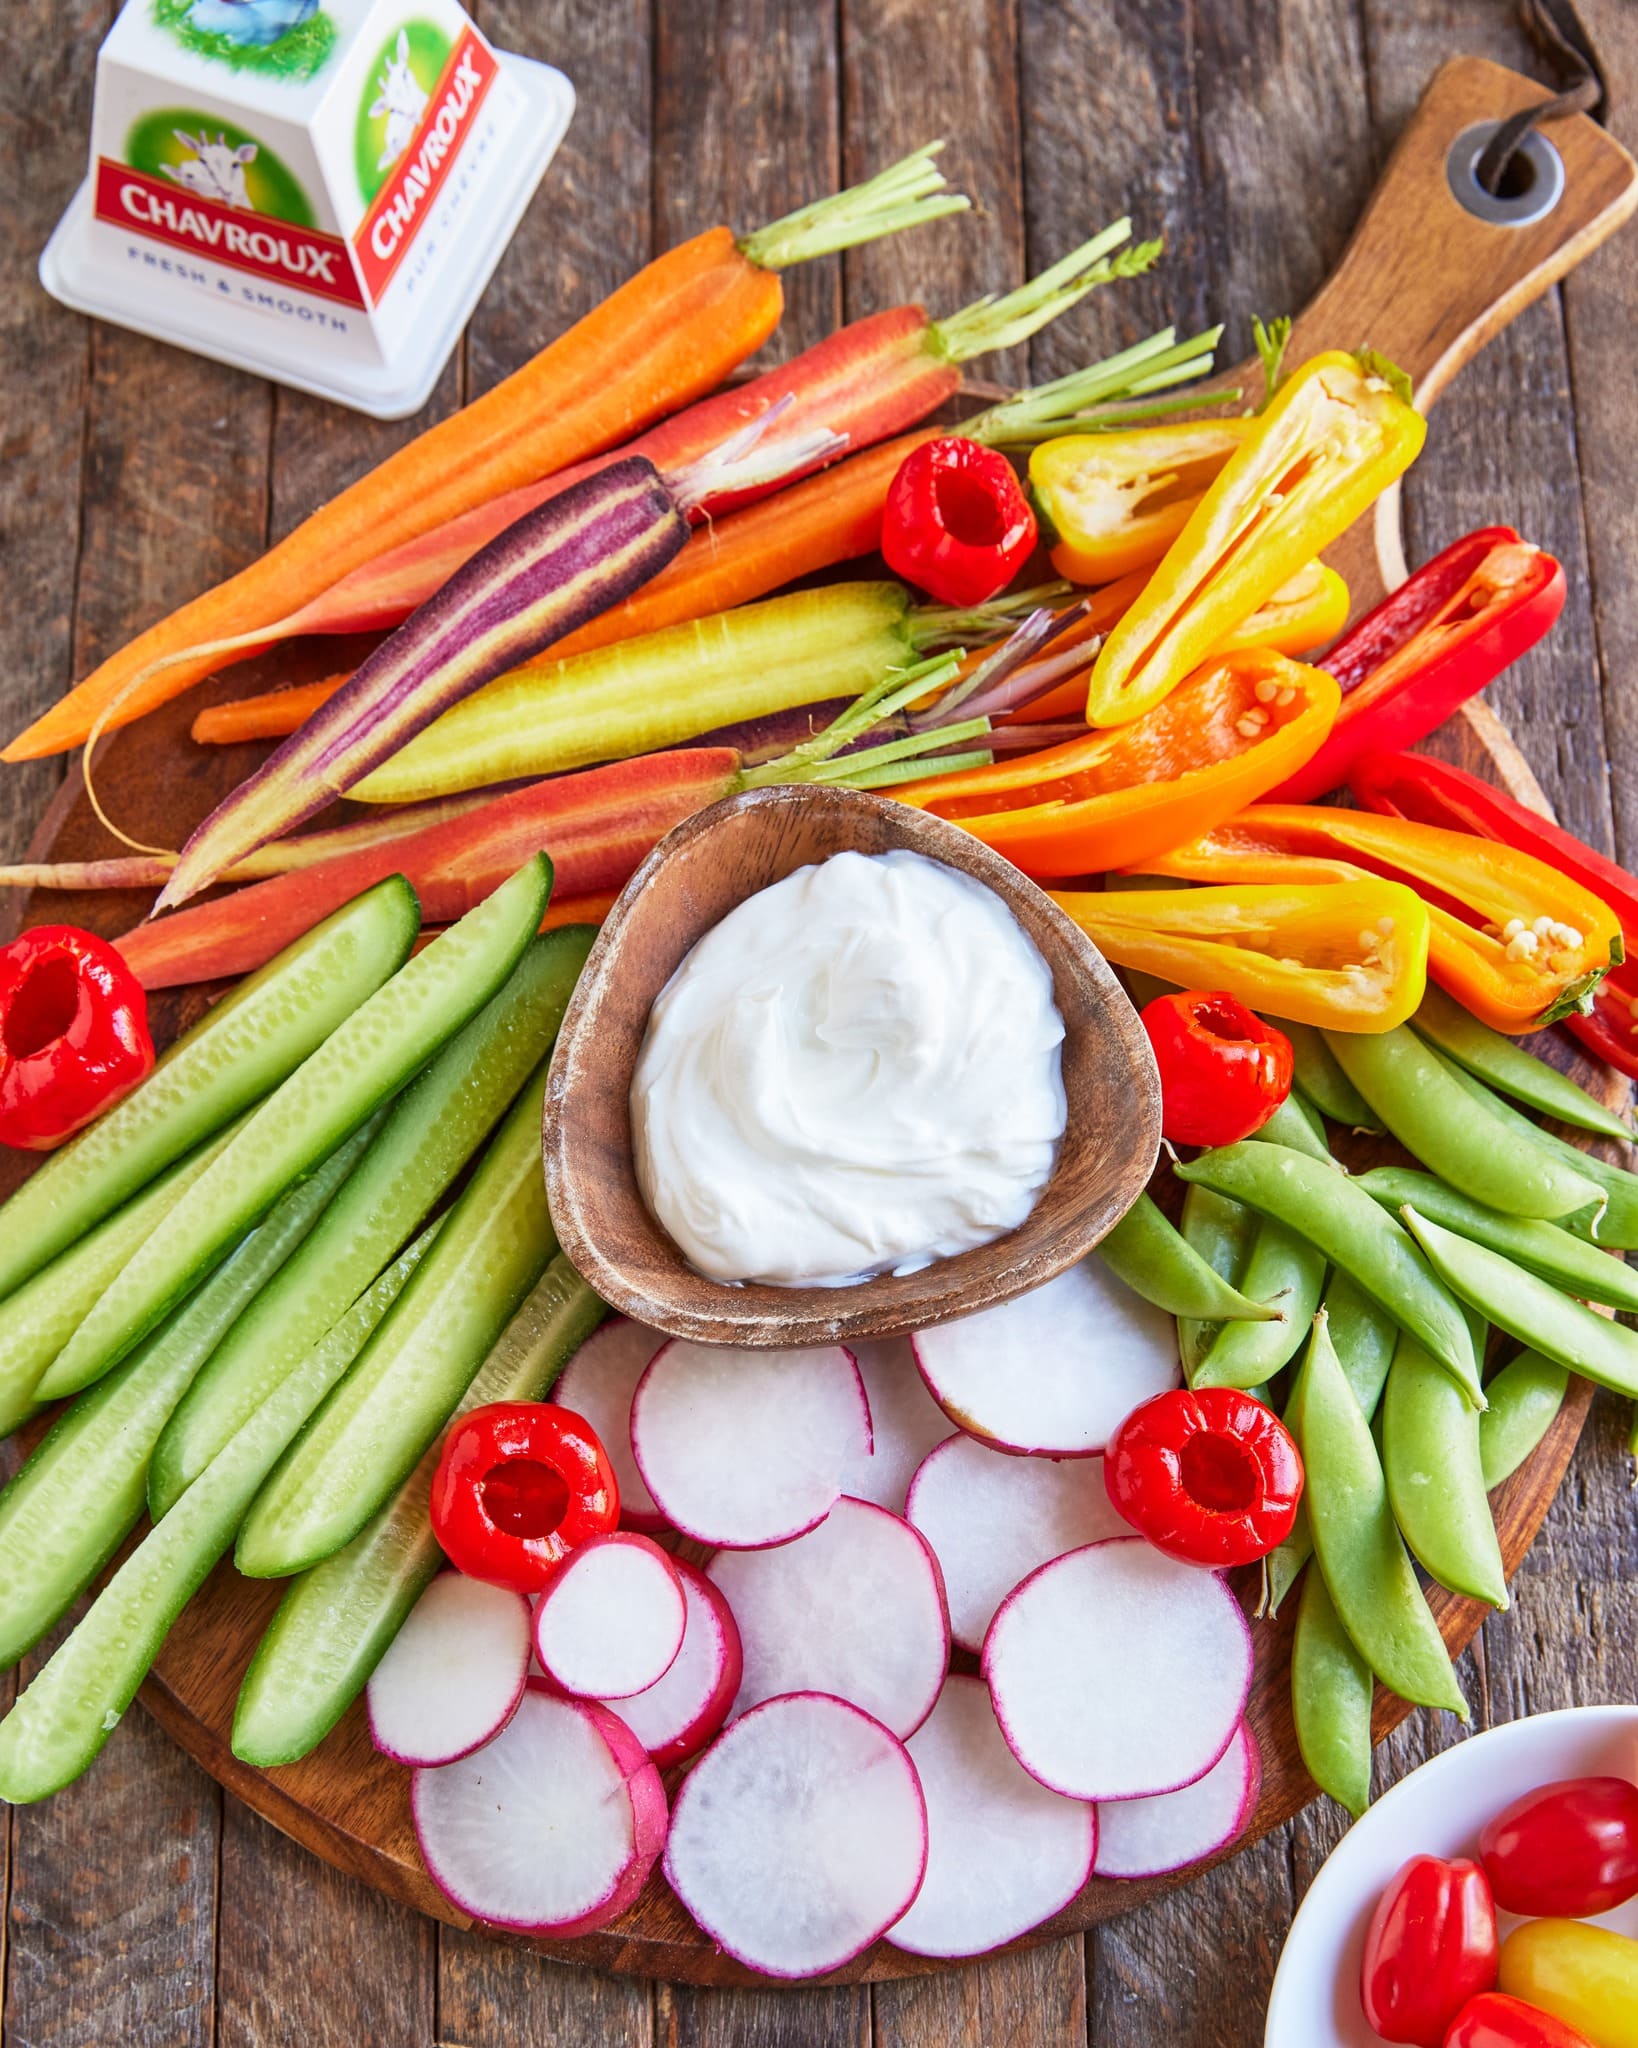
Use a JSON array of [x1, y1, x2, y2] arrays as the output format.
[[631, 848, 1068, 1287]]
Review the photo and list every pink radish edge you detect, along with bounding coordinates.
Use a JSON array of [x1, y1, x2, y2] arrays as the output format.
[[552, 1317, 670, 1534], [1092, 1722, 1263, 1880], [533, 1532, 687, 1701], [603, 1560, 743, 1772], [367, 1572, 532, 1768]]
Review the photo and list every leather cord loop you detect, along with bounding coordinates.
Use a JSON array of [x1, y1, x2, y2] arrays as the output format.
[[1476, 0, 1608, 196]]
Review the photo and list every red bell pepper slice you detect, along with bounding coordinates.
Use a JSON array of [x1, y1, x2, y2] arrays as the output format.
[[0, 925, 155, 1150], [1351, 749, 1638, 1080], [1102, 1386, 1303, 1568], [430, 1402, 620, 1594], [1271, 527, 1564, 803]]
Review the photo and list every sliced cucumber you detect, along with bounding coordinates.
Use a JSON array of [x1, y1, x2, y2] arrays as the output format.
[[0, 1115, 379, 1670], [236, 1050, 558, 1579], [150, 923, 592, 1516], [0, 1117, 245, 1429], [232, 1256, 604, 1766], [0, 876, 418, 1303], [47, 858, 549, 1394], [0, 1220, 440, 1803]]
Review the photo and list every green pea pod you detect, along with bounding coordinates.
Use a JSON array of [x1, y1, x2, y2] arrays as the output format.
[[1480, 1350, 1569, 1492], [1325, 1271, 1399, 1418], [1287, 1314, 1468, 1719], [1412, 984, 1632, 1144], [1439, 1061, 1638, 1249], [1382, 1336, 1507, 1608], [1291, 1565, 1374, 1817], [1356, 1168, 1638, 1315], [1177, 1183, 1258, 1376], [1254, 1091, 1332, 1163], [1098, 1193, 1283, 1325], [1325, 1027, 1605, 1222], [1284, 1021, 1382, 1132], [1176, 1144, 1482, 1405], [1263, 1503, 1311, 1619], [1404, 1206, 1638, 1400], [1188, 1218, 1324, 1390]]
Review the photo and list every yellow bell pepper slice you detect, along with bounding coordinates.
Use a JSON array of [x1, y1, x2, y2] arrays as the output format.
[[1500, 1918, 1638, 2047], [1086, 351, 1426, 727], [1029, 420, 1253, 585], [1214, 561, 1351, 659], [1049, 876, 1430, 1030]]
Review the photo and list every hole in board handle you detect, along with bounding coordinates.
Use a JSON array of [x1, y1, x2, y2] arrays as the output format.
[[1447, 120, 1566, 226]]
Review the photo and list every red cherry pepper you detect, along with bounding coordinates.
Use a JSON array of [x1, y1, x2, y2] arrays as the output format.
[[881, 436, 1037, 607], [1270, 525, 1564, 805], [1362, 1855, 1499, 2047], [1478, 1775, 1638, 1919], [430, 1402, 619, 1594], [0, 925, 154, 1151], [1138, 989, 1294, 1148], [1102, 1386, 1303, 1568], [1443, 1992, 1599, 2048]]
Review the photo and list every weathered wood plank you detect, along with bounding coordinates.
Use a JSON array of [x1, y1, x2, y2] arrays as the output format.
[[655, 1982, 869, 2048], [439, 1939, 653, 2048], [653, 0, 840, 361], [217, 1802, 434, 2048], [841, 0, 1027, 386], [873, 1938, 1085, 2048]]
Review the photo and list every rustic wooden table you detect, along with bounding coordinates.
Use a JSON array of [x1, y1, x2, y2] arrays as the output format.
[[4, 0, 1637, 2040]]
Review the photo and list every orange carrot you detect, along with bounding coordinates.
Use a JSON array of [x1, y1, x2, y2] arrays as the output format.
[[6, 149, 968, 762], [192, 675, 351, 747]]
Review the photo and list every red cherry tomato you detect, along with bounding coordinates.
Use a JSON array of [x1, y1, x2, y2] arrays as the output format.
[[881, 437, 1037, 607], [1443, 1991, 1599, 2048], [1362, 1855, 1499, 2047], [1478, 1775, 1638, 1918], [430, 1402, 619, 1593], [1102, 1385, 1303, 1568], [1139, 989, 1294, 1148], [0, 925, 154, 1150]]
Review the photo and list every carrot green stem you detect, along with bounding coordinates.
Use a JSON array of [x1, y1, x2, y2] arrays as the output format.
[[738, 143, 970, 271], [842, 747, 994, 791], [969, 326, 1228, 446], [909, 582, 1074, 650], [739, 654, 997, 792], [928, 222, 1158, 364]]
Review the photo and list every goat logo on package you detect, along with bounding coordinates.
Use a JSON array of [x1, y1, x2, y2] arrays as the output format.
[[354, 21, 452, 203]]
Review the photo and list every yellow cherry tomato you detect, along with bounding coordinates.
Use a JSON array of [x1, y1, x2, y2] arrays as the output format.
[[1499, 1917, 1638, 2047]]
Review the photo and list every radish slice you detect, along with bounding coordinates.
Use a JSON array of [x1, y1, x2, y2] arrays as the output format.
[[367, 1573, 531, 1767], [707, 1495, 948, 1737], [1093, 1721, 1262, 1880], [594, 1560, 742, 1770], [905, 1435, 1130, 1653], [840, 1337, 955, 1514], [412, 1686, 667, 1935], [631, 1338, 870, 1547], [552, 1318, 669, 1532], [982, 1536, 1251, 1801], [913, 1255, 1179, 1456], [664, 1692, 927, 1978], [532, 1533, 686, 1700], [888, 1674, 1096, 1958]]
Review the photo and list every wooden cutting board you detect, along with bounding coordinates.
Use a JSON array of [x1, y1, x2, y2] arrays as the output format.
[[1, 52, 1634, 1991]]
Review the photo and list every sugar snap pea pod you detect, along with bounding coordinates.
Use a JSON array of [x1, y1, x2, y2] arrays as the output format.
[[1098, 1193, 1283, 1324], [1439, 1060, 1638, 1249], [0, 1221, 439, 1802], [1176, 1144, 1483, 1404], [232, 1255, 605, 1767], [1413, 983, 1632, 1143], [1263, 1501, 1311, 1619], [1177, 1183, 1256, 1374], [0, 1116, 379, 1670], [1291, 1565, 1374, 1817], [150, 923, 592, 1515], [1254, 1091, 1332, 1164], [1188, 1217, 1324, 1390], [1382, 1336, 1507, 1608], [1403, 1205, 1638, 1400], [0, 1118, 245, 1430], [1479, 1350, 1569, 1492], [1357, 1167, 1638, 1314], [1283, 1021, 1382, 1132], [1287, 1314, 1467, 1718], [1325, 1026, 1605, 1221]]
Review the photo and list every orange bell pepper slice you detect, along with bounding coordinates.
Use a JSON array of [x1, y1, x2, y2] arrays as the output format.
[[1029, 419, 1253, 585], [1051, 876, 1431, 1030], [899, 649, 1340, 878], [1147, 804, 1624, 1031], [1086, 351, 1426, 727]]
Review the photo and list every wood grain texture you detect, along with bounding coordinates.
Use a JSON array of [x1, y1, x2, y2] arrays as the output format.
[[543, 784, 1162, 1347]]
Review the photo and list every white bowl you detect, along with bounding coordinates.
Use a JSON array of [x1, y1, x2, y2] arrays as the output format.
[[1265, 1704, 1638, 2046]]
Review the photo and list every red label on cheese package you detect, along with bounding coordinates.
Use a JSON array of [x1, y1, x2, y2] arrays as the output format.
[[93, 160, 367, 309], [352, 26, 499, 305]]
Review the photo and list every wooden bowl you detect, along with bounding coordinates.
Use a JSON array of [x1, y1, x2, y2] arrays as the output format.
[[543, 783, 1161, 1346]]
